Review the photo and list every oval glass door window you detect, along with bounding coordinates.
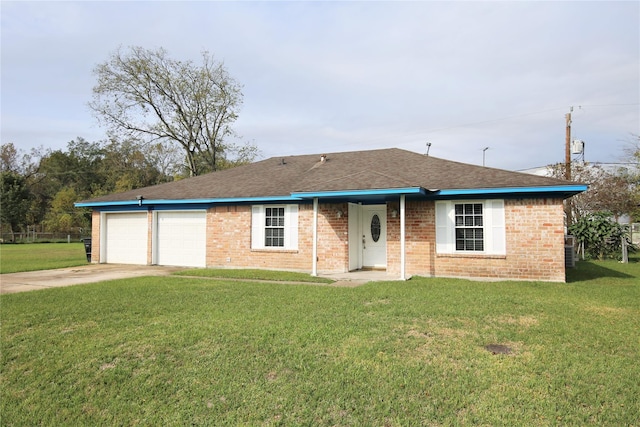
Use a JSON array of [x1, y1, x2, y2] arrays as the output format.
[[370, 214, 381, 242]]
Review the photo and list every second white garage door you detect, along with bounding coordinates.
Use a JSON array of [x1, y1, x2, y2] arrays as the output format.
[[156, 211, 206, 267]]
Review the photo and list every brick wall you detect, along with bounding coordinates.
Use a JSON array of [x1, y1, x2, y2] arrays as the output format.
[[502, 198, 566, 282], [387, 198, 566, 282], [90, 210, 101, 263], [206, 204, 308, 273], [387, 201, 436, 277], [205, 203, 350, 274], [317, 203, 349, 272]]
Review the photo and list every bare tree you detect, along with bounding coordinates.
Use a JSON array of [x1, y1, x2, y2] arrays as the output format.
[[0, 142, 45, 177], [621, 133, 640, 221], [89, 46, 255, 177]]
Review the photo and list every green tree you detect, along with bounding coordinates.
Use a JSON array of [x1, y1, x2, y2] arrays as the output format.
[[89, 46, 258, 177], [1, 143, 49, 230], [43, 187, 89, 233], [2, 137, 184, 238], [99, 139, 171, 193], [35, 138, 104, 197], [0, 172, 32, 241]]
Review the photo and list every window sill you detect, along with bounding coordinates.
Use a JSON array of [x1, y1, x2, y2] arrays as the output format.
[[437, 253, 506, 260], [251, 248, 299, 254]]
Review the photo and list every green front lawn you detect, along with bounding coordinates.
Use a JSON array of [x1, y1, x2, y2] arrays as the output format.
[[0, 243, 88, 274], [176, 267, 334, 283], [1, 258, 638, 425]]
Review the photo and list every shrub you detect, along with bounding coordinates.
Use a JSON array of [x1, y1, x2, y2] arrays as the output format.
[[569, 212, 635, 260]]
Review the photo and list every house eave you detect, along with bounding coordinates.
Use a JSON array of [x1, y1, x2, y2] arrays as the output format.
[[74, 195, 304, 209], [430, 185, 588, 199], [291, 187, 428, 202], [75, 184, 588, 209]]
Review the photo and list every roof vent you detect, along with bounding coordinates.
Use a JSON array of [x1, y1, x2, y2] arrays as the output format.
[[320, 154, 327, 163]]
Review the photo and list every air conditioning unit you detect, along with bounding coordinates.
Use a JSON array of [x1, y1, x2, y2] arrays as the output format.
[[632, 223, 640, 245], [565, 235, 575, 269]]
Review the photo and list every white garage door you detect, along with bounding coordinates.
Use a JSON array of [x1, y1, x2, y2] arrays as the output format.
[[156, 211, 206, 267], [105, 213, 148, 265]]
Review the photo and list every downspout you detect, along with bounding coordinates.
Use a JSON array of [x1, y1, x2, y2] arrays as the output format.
[[312, 198, 318, 276], [400, 194, 406, 280]]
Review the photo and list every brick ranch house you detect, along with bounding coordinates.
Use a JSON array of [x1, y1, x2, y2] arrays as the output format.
[[76, 148, 587, 282]]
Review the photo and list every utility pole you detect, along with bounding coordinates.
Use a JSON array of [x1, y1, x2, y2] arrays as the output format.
[[565, 107, 572, 181], [565, 107, 573, 228]]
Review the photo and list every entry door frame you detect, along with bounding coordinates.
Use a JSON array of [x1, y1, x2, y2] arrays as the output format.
[[348, 203, 362, 271], [348, 203, 387, 270]]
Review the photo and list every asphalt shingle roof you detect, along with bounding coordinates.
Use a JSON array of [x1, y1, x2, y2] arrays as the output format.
[[80, 148, 581, 203]]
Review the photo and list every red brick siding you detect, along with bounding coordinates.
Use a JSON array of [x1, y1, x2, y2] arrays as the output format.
[[404, 199, 565, 281], [90, 210, 101, 263], [206, 204, 307, 272], [317, 203, 349, 272], [205, 203, 350, 273], [387, 201, 436, 277], [386, 199, 565, 281]]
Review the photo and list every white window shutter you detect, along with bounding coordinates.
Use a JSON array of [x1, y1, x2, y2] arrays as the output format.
[[285, 205, 299, 250], [486, 200, 506, 255], [251, 205, 264, 249], [435, 201, 453, 253]]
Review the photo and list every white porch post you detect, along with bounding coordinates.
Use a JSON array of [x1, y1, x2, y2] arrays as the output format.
[[400, 194, 406, 280], [312, 198, 318, 276]]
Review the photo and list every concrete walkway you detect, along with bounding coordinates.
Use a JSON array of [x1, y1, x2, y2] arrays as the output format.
[[321, 270, 403, 286], [0, 264, 185, 294], [0, 265, 399, 295]]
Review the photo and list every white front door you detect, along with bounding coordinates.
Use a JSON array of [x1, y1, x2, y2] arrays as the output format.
[[362, 205, 387, 269]]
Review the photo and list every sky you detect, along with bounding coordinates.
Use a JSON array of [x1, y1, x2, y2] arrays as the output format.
[[1, 1, 639, 171]]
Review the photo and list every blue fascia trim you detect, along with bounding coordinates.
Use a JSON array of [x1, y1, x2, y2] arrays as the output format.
[[74, 185, 587, 209], [291, 187, 427, 199], [74, 195, 303, 208], [434, 185, 588, 197]]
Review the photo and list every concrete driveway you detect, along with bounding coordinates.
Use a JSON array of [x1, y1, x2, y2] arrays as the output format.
[[0, 264, 185, 294]]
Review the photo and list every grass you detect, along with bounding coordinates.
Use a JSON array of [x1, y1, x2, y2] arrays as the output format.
[[0, 244, 329, 284], [176, 268, 334, 283], [0, 243, 88, 274], [1, 257, 638, 425]]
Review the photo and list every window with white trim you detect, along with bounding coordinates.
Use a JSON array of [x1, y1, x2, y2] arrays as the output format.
[[436, 200, 505, 255], [251, 205, 298, 250], [265, 207, 285, 247], [455, 203, 484, 251]]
